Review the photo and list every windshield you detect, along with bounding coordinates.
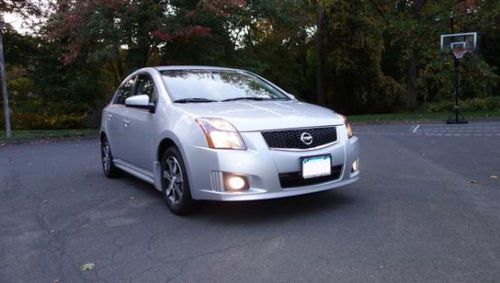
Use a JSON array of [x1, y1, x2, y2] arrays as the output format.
[[161, 69, 290, 102]]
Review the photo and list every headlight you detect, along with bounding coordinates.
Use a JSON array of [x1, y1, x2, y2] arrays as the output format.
[[338, 114, 353, 139], [195, 118, 247, 150]]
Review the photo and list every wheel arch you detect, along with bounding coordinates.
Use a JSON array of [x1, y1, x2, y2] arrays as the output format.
[[154, 134, 194, 193], [100, 131, 107, 142], [157, 137, 178, 162]]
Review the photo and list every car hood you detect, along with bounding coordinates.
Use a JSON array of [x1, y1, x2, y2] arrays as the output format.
[[175, 101, 343, 131]]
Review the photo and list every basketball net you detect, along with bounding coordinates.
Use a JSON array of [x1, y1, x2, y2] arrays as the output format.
[[452, 47, 468, 59]]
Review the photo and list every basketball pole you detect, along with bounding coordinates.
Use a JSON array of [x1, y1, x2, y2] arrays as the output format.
[[447, 53, 467, 124], [453, 57, 459, 123]]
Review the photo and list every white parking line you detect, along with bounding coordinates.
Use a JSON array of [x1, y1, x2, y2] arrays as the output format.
[[412, 124, 420, 134]]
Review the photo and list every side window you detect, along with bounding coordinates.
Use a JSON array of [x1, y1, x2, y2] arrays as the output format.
[[134, 74, 157, 103], [114, 76, 136, 105]]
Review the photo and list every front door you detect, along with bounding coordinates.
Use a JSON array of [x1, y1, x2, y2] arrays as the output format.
[[106, 76, 135, 160], [121, 73, 158, 172]]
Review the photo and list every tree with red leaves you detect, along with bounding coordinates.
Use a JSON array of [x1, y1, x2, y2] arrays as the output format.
[[44, 0, 244, 84]]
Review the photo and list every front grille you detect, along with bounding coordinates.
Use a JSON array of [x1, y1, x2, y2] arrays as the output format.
[[261, 127, 337, 150], [279, 165, 343, 188]]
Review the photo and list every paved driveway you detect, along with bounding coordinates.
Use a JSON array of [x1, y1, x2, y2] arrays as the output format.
[[1, 122, 499, 282]]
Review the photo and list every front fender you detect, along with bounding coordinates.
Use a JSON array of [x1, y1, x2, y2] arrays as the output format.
[[154, 112, 208, 196]]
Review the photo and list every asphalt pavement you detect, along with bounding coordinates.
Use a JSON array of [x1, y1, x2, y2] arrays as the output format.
[[1, 122, 499, 282]]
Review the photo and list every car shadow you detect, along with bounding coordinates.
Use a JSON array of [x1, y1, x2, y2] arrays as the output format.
[[193, 190, 356, 225], [116, 172, 356, 224]]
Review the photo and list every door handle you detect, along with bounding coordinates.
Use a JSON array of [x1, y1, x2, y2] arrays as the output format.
[[107, 114, 112, 120], [123, 119, 130, 127]]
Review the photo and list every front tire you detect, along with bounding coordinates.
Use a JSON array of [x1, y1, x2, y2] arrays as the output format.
[[101, 136, 120, 178], [161, 147, 194, 215]]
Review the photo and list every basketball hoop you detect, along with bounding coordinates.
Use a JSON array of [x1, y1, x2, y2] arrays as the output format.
[[452, 47, 468, 59], [440, 32, 477, 59], [439, 32, 478, 124]]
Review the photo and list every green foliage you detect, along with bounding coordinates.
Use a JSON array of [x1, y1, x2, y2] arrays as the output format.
[[418, 53, 499, 104], [0, 129, 98, 143], [372, 75, 406, 112], [0, 112, 88, 130], [425, 96, 500, 113]]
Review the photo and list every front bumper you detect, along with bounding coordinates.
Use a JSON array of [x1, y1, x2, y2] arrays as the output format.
[[185, 131, 360, 201]]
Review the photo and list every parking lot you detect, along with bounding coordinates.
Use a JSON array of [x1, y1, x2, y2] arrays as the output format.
[[1, 122, 499, 282]]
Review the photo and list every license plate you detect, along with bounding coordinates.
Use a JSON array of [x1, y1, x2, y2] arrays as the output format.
[[301, 155, 331, 179]]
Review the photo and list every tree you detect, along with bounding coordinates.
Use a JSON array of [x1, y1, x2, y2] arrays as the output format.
[[2, 0, 499, 131], [45, 0, 244, 83], [320, 0, 404, 113], [221, 0, 316, 99]]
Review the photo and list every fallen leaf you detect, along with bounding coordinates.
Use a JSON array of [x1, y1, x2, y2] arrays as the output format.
[[490, 175, 498, 180], [80, 262, 95, 271]]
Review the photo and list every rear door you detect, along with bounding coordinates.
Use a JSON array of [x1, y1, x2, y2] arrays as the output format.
[[121, 73, 158, 172], [106, 76, 136, 160]]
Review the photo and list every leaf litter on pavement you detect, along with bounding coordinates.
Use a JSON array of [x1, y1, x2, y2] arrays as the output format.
[[80, 262, 95, 271]]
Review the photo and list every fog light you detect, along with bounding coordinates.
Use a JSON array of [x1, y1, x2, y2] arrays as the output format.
[[351, 159, 359, 172], [223, 174, 249, 191]]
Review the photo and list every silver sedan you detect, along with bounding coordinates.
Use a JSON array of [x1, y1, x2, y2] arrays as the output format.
[[100, 66, 360, 214]]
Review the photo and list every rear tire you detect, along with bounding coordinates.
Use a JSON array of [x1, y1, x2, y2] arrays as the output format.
[[161, 146, 195, 215], [101, 136, 120, 178]]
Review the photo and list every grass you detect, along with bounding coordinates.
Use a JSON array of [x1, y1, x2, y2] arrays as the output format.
[[0, 129, 98, 143], [348, 111, 500, 123]]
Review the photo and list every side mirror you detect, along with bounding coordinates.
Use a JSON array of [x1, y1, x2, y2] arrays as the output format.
[[125, 95, 155, 113]]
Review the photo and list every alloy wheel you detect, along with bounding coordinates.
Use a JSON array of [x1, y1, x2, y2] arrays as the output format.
[[101, 140, 111, 172], [163, 156, 184, 205]]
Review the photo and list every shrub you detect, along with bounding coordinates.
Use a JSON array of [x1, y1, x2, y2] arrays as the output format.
[[367, 75, 405, 113], [425, 96, 500, 113], [0, 111, 88, 130]]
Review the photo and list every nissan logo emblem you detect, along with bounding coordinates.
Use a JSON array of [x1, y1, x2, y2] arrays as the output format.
[[300, 132, 313, 145]]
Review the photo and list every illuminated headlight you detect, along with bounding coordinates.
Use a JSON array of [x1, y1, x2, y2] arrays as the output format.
[[338, 114, 353, 139], [223, 173, 249, 191], [196, 118, 246, 150]]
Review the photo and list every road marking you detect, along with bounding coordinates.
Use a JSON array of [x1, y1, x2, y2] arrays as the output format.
[[357, 121, 500, 137]]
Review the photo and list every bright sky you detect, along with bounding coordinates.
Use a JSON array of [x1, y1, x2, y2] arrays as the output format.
[[3, 13, 28, 33], [1, 0, 51, 34]]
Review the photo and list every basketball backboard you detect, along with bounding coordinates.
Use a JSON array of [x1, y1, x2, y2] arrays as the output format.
[[440, 32, 477, 59]]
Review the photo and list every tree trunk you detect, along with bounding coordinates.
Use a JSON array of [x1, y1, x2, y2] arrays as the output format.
[[406, 54, 417, 109], [114, 47, 124, 80], [315, 4, 326, 106], [404, 0, 426, 109], [110, 61, 121, 87]]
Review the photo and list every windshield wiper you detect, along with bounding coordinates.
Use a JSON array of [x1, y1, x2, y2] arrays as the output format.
[[174, 98, 218, 103], [222, 97, 269, 102]]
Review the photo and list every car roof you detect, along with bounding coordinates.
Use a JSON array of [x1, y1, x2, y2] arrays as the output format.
[[154, 65, 242, 72]]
